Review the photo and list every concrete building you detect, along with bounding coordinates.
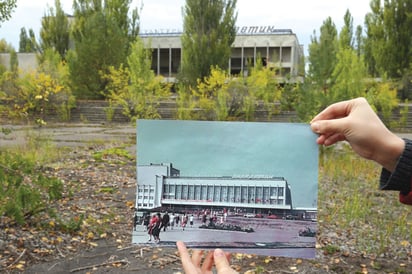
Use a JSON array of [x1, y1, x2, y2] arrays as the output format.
[[136, 163, 292, 212], [0, 53, 37, 73], [140, 26, 304, 83]]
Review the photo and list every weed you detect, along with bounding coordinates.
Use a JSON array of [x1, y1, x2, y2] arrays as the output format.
[[319, 144, 412, 257], [97, 187, 117, 194], [92, 146, 134, 162], [322, 244, 340, 255]]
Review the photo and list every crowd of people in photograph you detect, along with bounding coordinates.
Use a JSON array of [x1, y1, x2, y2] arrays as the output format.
[[133, 209, 230, 243]]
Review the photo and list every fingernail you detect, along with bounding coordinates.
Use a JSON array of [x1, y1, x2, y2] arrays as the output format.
[[311, 122, 320, 133], [214, 249, 225, 257]]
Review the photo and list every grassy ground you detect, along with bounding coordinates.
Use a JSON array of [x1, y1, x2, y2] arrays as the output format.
[[1, 125, 411, 273]]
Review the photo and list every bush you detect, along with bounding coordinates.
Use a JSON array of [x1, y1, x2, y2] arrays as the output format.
[[0, 151, 64, 225]]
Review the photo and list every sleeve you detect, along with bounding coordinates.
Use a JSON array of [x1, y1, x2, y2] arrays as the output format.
[[379, 138, 412, 205]]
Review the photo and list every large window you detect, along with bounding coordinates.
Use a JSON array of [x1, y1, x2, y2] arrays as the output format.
[[201, 185, 207, 200], [188, 185, 195, 200], [207, 185, 214, 201]]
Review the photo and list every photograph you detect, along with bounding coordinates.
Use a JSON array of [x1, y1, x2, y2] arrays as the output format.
[[133, 119, 318, 258]]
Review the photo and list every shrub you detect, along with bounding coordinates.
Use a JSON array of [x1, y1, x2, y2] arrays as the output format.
[[0, 150, 64, 225]]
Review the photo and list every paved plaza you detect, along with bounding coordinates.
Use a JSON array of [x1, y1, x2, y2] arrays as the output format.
[[132, 216, 316, 258]]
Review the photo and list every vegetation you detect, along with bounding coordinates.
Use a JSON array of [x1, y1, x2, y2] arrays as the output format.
[[0, 0, 408, 126], [319, 145, 412, 257], [102, 37, 171, 122], [68, 0, 139, 99], [40, 0, 70, 59], [19, 27, 36, 53], [0, 0, 16, 25], [0, 0, 411, 272], [0, 133, 64, 226], [180, 0, 237, 86]]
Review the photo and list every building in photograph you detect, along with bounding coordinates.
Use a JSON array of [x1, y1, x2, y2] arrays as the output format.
[[140, 26, 304, 83], [136, 163, 293, 213]]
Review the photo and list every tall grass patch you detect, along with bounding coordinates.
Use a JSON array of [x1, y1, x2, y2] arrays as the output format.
[[318, 144, 412, 257], [0, 129, 65, 226]]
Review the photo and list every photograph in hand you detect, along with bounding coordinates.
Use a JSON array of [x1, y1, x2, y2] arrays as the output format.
[[133, 119, 318, 259]]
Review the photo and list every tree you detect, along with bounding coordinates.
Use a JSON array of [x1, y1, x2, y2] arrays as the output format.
[[69, 0, 139, 99], [307, 17, 338, 93], [354, 25, 363, 57], [0, 0, 16, 25], [364, 0, 412, 78], [328, 10, 368, 103], [180, 0, 237, 86], [339, 10, 354, 50], [19, 27, 36, 52], [40, 0, 70, 59], [102, 37, 170, 122]]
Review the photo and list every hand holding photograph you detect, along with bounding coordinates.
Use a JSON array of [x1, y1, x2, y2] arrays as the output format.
[[133, 120, 318, 259]]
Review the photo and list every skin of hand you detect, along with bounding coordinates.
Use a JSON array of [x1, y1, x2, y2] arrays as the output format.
[[310, 97, 404, 172], [176, 241, 238, 274]]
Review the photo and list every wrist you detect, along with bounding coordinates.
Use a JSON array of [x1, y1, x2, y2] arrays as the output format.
[[376, 134, 404, 172]]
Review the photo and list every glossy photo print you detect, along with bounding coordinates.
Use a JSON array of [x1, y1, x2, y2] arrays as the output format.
[[133, 120, 318, 259]]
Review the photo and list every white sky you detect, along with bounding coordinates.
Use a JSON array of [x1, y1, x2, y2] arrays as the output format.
[[0, 0, 372, 55]]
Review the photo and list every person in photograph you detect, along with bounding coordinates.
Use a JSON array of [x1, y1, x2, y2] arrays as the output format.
[[170, 213, 175, 230], [189, 214, 194, 227], [162, 211, 170, 232], [152, 212, 162, 243], [182, 214, 188, 231], [147, 214, 158, 242], [143, 214, 150, 231]]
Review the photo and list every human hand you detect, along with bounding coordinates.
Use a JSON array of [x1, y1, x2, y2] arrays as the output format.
[[310, 97, 404, 172], [176, 241, 238, 274]]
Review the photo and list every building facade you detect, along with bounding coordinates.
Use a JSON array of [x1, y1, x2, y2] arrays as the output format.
[[136, 163, 292, 212], [140, 26, 304, 83]]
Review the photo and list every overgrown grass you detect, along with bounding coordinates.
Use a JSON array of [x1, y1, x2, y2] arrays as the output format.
[[0, 130, 68, 227], [318, 144, 412, 258], [92, 146, 134, 163], [8, 128, 65, 165]]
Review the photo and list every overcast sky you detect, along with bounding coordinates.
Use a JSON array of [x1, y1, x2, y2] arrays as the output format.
[[0, 0, 372, 55]]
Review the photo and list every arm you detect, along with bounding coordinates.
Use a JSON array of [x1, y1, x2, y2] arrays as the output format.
[[310, 97, 412, 205]]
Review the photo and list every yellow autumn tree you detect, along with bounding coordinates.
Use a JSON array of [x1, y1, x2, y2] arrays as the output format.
[[12, 70, 72, 125]]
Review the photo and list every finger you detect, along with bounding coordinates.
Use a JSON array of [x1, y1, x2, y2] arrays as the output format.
[[224, 252, 232, 264], [311, 118, 349, 136], [201, 250, 215, 272], [323, 132, 346, 146], [311, 100, 352, 122], [214, 249, 238, 273], [176, 241, 198, 274], [191, 249, 204, 266]]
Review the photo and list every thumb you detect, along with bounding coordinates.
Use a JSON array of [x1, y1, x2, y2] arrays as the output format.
[[311, 118, 346, 135], [214, 249, 237, 273]]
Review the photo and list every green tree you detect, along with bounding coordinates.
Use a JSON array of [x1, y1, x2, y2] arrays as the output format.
[[307, 17, 338, 94], [0, 0, 16, 25], [180, 0, 237, 86], [0, 38, 14, 52], [354, 25, 363, 57], [364, 0, 412, 79], [339, 10, 354, 49], [103, 37, 170, 122], [19, 27, 36, 52], [40, 0, 70, 59], [246, 59, 281, 120], [69, 0, 139, 99], [330, 47, 367, 103]]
